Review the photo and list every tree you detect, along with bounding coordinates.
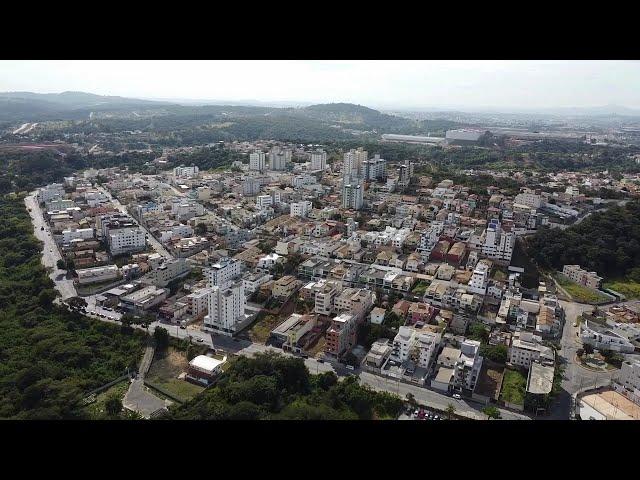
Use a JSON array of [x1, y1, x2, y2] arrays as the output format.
[[56, 259, 66, 270], [406, 392, 417, 409], [66, 258, 75, 271], [195, 222, 208, 235], [105, 395, 123, 417], [583, 343, 594, 355], [445, 403, 456, 420], [67, 296, 87, 310], [468, 322, 489, 343], [154, 327, 170, 350], [482, 405, 501, 420]]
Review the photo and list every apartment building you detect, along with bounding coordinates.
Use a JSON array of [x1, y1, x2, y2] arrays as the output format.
[[62, 228, 94, 244], [242, 271, 272, 295], [206, 257, 242, 288], [509, 331, 555, 368], [562, 264, 603, 289], [249, 151, 266, 171], [203, 280, 247, 336], [184, 287, 212, 319], [173, 165, 199, 178], [108, 227, 146, 256], [452, 340, 484, 393], [120, 285, 168, 313], [325, 312, 358, 359], [514, 192, 542, 209], [390, 326, 441, 372], [616, 359, 640, 405], [315, 280, 340, 316], [310, 149, 327, 170], [272, 275, 300, 299], [467, 260, 491, 295], [141, 258, 190, 287], [290, 200, 313, 218], [481, 219, 515, 264]]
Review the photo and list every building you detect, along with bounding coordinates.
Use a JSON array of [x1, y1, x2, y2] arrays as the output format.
[[514, 192, 542, 209], [310, 149, 327, 170], [390, 326, 441, 371], [141, 258, 190, 287], [203, 280, 247, 336], [616, 359, 640, 405], [206, 257, 242, 287], [242, 271, 272, 295], [249, 151, 266, 172], [187, 355, 225, 385], [108, 227, 146, 256], [452, 340, 484, 393], [343, 148, 367, 178], [481, 219, 515, 264], [467, 260, 491, 295], [362, 154, 386, 181], [430, 346, 461, 392], [325, 312, 358, 359], [580, 319, 636, 353], [369, 306, 386, 325], [364, 339, 393, 369], [269, 147, 289, 171], [445, 129, 483, 145], [272, 275, 300, 299], [526, 360, 555, 396], [509, 331, 555, 368], [342, 180, 364, 210], [271, 313, 316, 351], [173, 165, 199, 178], [562, 265, 603, 289], [75, 265, 119, 285], [290, 201, 313, 218], [120, 285, 168, 312], [184, 287, 212, 319], [62, 228, 94, 244]]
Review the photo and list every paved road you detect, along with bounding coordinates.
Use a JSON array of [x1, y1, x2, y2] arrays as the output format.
[[25, 193, 78, 300], [359, 372, 530, 420]]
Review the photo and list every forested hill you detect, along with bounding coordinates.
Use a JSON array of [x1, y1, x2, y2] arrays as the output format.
[[0, 195, 146, 419], [525, 200, 640, 281]]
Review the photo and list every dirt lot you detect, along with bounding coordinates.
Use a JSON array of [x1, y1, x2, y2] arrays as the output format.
[[146, 347, 205, 401]]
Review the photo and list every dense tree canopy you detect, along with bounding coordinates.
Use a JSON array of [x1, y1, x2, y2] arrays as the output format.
[[0, 195, 145, 419], [526, 200, 640, 279], [169, 352, 404, 420]]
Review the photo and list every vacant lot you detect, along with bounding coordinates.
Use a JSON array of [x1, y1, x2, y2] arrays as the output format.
[[555, 274, 610, 304], [248, 313, 284, 343], [146, 348, 205, 401], [603, 279, 640, 299], [500, 368, 527, 406]]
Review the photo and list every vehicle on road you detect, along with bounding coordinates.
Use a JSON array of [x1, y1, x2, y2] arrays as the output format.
[[179, 325, 186, 330], [573, 322, 578, 327], [197, 338, 204, 343], [345, 365, 355, 371], [317, 359, 324, 363], [452, 394, 462, 400]]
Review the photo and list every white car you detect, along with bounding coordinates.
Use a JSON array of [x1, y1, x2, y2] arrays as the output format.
[[452, 394, 462, 400], [573, 322, 578, 327]]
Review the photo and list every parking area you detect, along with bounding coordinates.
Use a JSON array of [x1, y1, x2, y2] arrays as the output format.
[[399, 406, 448, 421]]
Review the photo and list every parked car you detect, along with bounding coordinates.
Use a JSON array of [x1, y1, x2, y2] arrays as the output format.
[[452, 394, 462, 400], [196, 338, 204, 343], [345, 365, 355, 371]]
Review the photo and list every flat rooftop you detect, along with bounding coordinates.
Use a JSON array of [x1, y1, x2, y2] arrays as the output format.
[[581, 390, 640, 420]]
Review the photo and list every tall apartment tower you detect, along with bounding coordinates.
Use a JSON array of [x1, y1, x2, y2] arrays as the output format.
[[249, 151, 266, 172], [203, 257, 247, 336], [343, 147, 368, 179], [269, 146, 290, 171], [310, 149, 327, 170], [342, 180, 364, 210]]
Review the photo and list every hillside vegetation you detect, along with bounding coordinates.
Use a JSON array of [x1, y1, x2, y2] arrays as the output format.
[[0, 195, 146, 419]]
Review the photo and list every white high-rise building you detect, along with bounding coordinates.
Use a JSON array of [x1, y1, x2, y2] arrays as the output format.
[[269, 147, 290, 171], [206, 257, 242, 288], [342, 180, 363, 210], [310, 149, 327, 170], [249, 151, 266, 171], [343, 148, 367, 178], [467, 260, 491, 295], [203, 280, 246, 336], [363, 154, 386, 181], [481, 219, 515, 264]]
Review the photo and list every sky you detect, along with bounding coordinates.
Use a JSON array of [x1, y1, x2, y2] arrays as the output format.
[[1, 60, 640, 111]]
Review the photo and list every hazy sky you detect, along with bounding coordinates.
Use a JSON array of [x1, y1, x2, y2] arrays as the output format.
[[1, 60, 640, 110]]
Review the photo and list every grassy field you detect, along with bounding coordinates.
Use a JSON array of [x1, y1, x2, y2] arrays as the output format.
[[500, 368, 527, 406], [603, 279, 640, 299], [555, 274, 611, 303], [82, 380, 130, 419], [146, 347, 205, 401], [411, 281, 429, 295]]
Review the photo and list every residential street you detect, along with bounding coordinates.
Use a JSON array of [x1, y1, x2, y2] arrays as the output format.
[[24, 193, 78, 300]]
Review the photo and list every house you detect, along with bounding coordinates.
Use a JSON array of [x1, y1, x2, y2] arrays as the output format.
[[407, 302, 438, 324], [580, 319, 636, 353], [364, 339, 393, 370], [187, 355, 226, 386], [509, 331, 555, 368], [369, 307, 386, 325]]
